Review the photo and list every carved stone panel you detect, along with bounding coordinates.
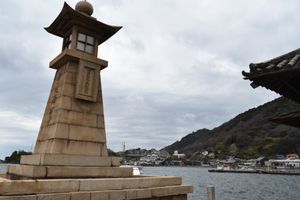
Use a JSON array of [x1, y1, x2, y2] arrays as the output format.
[[75, 60, 101, 102]]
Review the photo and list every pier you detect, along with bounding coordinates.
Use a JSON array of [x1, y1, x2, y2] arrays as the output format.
[[208, 169, 300, 175]]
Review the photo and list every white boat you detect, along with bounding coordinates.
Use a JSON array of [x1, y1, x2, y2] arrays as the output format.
[[120, 165, 143, 176], [133, 166, 143, 175]]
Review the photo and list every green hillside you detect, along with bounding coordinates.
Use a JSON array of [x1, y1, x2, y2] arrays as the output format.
[[163, 97, 300, 159]]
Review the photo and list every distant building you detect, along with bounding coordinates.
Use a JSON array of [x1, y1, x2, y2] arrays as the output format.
[[170, 160, 184, 166], [140, 154, 158, 162], [243, 157, 268, 168], [120, 148, 168, 166], [217, 158, 238, 170], [207, 152, 215, 159], [267, 159, 300, 169], [201, 151, 209, 156], [286, 154, 299, 159], [158, 150, 170, 159], [173, 150, 186, 159]]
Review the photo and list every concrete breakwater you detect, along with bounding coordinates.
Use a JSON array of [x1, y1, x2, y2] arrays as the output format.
[[208, 168, 300, 175]]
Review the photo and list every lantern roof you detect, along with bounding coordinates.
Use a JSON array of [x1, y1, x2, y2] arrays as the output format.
[[45, 2, 122, 45]]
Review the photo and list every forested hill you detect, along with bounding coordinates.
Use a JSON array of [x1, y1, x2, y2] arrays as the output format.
[[163, 97, 300, 159]]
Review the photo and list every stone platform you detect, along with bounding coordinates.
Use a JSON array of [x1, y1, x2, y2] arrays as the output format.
[[20, 154, 121, 167], [7, 165, 133, 179], [0, 175, 193, 200], [5, 154, 131, 179]]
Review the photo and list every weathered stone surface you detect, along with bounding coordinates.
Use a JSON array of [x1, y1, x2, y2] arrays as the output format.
[[137, 188, 152, 199], [0, 177, 192, 198], [59, 83, 75, 97], [0, 194, 188, 200], [172, 195, 187, 200], [55, 95, 72, 110], [34, 141, 49, 154], [60, 71, 76, 85], [40, 155, 110, 166], [138, 177, 182, 189], [37, 123, 69, 141], [79, 176, 181, 191], [22, 154, 115, 167], [68, 125, 106, 143], [75, 60, 100, 102], [159, 197, 172, 200], [35, 139, 103, 156], [71, 192, 90, 200], [7, 164, 132, 179], [91, 191, 109, 200], [97, 115, 105, 129], [21, 154, 41, 165], [0, 179, 79, 195], [50, 49, 108, 70], [66, 61, 79, 73], [109, 190, 125, 200], [125, 189, 137, 199], [101, 144, 108, 156], [40, 113, 50, 128], [72, 99, 103, 115], [7, 164, 46, 179], [50, 110, 98, 128], [0, 196, 37, 200], [151, 186, 193, 197], [80, 178, 122, 191], [111, 157, 121, 167], [47, 109, 60, 126], [37, 193, 70, 200], [47, 166, 133, 178]]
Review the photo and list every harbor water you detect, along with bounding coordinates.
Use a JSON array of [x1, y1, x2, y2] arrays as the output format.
[[1, 164, 300, 200], [143, 166, 300, 200], [0, 164, 5, 174]]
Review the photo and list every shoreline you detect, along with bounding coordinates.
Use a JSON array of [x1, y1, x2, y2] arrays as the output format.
[[208, 168, 300, 175]]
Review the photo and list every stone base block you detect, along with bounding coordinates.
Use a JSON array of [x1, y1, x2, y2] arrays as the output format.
[[21, 154, 120, 167], [7, 165, 133, 179], [0, 194, 188, 200], [0, 175, 192, 199]]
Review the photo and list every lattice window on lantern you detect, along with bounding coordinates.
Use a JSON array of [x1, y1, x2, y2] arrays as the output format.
[[77, 33, 95, 54]]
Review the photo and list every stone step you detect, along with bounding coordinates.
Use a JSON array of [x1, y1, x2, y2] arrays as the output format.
[[21, 154, 120, 167], [6, 165, 133, 179], [0, 176, 184, 196], [0, 185, 192, 200]]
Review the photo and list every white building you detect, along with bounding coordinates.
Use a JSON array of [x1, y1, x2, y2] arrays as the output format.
[[267, 159, 300, 168], [173, 150, 186, 159]]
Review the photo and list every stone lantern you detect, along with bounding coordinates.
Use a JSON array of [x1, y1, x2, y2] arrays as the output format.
[[6, 1, 130, 179], [1, 2, 192, 199]]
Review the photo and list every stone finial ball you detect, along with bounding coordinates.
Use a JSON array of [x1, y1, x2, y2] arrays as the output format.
[[75, 0, 94, 16]]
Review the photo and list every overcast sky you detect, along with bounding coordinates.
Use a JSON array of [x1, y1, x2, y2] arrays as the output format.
[[2, 0, 300, 159]]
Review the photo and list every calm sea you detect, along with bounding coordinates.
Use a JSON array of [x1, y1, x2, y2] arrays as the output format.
[[1, 164, 300, 200], [143, 166, 300, 200]]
